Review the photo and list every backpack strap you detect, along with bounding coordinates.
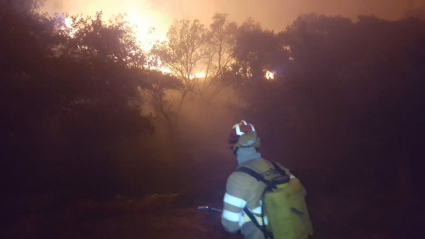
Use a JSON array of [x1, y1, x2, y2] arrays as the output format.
[[236, 166, 276, 239], [243, 208, 262, 229], [237, 162, 288, 183], [236, 167, 274, 188], [243, 207, 273, 239], [271, 162, 288, 177]]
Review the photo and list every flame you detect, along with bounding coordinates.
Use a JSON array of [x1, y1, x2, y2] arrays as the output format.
[[124, 10, 166, 52], [53, 0, 171, 52], [49, 1, 204, 76], [265, 70, 275, 80], [190, 72, 206, 79]]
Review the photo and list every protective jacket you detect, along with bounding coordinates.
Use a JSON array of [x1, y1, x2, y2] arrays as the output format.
[[221, 148, 294, 239]]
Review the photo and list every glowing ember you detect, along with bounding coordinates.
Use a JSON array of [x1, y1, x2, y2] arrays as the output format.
[[190, 72, 206, 79], [265, 70, 275, 80]]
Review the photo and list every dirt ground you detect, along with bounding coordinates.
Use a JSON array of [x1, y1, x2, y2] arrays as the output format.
[[1, 171, 419, 239]]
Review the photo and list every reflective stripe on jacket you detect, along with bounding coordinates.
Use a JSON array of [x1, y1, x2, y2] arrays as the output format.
[[221, 158, 292, 233]]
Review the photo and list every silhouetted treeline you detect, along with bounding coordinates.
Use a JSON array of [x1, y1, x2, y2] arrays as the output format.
[[1, 0, 424, 209], [0, 1, 154, 197], [231, 13, 425, 199], [225, 14, 425, 237]]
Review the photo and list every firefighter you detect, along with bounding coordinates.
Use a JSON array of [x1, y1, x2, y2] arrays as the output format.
[[221, 120, 295, 239]]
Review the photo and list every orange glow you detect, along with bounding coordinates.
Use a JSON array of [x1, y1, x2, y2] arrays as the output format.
[[48, 0, 175, 52], [148, 65, 172, 75], [190, 72, 206, 79], [265, 70, 274, 80], [43, 0, 415, 77], [62, 16, 75, 37], [44, 0, 414, 43], [123, 10, 166, 52]]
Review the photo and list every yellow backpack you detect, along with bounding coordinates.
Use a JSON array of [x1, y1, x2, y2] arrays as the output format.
[[237, 162, 313, 239]]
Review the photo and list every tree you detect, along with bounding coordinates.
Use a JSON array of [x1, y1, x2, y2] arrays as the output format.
[[0, 4, 153, 196], [150, 19, 209, 126], [151, 19, 208, 94], [230, 13, 425, 203], [194, 13, 237, 103], [140, 70, 183, 130], [232, 19, 289, 82], [62, 12, 144, 67]]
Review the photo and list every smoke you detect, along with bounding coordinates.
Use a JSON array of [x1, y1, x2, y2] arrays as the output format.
[[41, 0, 425, 154], [43, 0, 425, 33], [40, 0, 425, 165]]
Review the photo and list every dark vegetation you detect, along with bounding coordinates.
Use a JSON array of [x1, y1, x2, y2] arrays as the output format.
[[1, 1, 424, 238]]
